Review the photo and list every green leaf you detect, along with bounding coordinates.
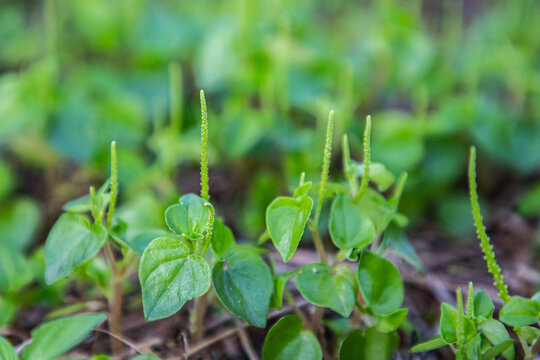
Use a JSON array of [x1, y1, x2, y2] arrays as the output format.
[[482, 339, 514, 360], [357, 251, 403, 315], [139, 237, 211, 321], [270, 270, 299, 310], [473, 290, 494, 320], [462, 333, 482, 360], [210, 218, 235, 260], [499, 296, 540, 326], [515, 326, 540, 346], [410, 335, 447, 353], [329, 195, 375, 251], [297, 263, 356, 317], [212, 251, 273, 327], [376, 308, 409, 333], [125, 229, 169, 256], [339, 328, 399, 360], [63, 179, 110, 214], [0, 297, 16, 327], [262, 315, 321, 360], [0, 245, 33, 293], [20, 313, 107, 360], [165, 194, 212, 237], [479, 319, 514, 360], [439, 303, 477, 344], [294, 181, 312, 198], [381, 223, 423, 273], [0, 198, 41, 252], [131, 355, 161, 360], [266, 196, 313, 263], [0, 336, 17, 360], [353, 162, 395, 191], [44, 213, 107, 284]]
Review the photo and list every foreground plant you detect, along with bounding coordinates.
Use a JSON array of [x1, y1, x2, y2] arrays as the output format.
[[263, 113, 419, 359], [412, 146, 540, 359]]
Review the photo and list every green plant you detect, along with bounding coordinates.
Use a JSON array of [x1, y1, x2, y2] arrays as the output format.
[[262, 113, 417, 359], [411, 146, 540, 359]]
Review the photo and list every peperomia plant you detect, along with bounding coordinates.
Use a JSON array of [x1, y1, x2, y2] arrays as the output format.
[[411, 146, 540, 359], [262, 113, 418, 359]]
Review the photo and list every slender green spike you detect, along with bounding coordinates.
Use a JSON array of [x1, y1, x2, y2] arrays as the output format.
[[342, 134, 357, 194], [456, 288, 465, 349], [89, 186, 99, 224], [354, 115, 371, 202], [314, 110, 335, 226], [200, 90, 209, 201], [107, 141, 118, 229], [468, 146, 510, 303], [465, 282, 474, 319], [169, 62, 183, 132], [389, 172, 408, 210], [202, 203, 215, 254], [299, 172, 305, 187]]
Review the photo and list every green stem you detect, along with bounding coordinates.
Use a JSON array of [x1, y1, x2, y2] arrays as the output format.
[[314, 110, 334, 226], [354, 115, 371, 203]]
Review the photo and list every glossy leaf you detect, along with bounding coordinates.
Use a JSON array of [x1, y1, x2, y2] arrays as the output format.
[[339, 328, 399, 360], [21, 313, 107, 360], [139, 237, 211, 321], [376, 308, 409, 333], [213, 251, 273, 327], [297, 263, 356, 317], [329, 195, 375, 251], [44, 213, 107, 284], [210, 218, 235, 260], [294, 181, 312, 198], [125, 229, 169, 256], [266, 196, 313, 263], [165, 194, 212, 237], [499, 296, 540, 326], [410, 335, 447, 353], [473, 290, 494, 320], [479, 319, 514, 360], [381, 223, 423, 273], [0, 336, 17, 360], [357, 251, 403, 315], [439, 303, 476, 344], [262, 315, 321, 360]]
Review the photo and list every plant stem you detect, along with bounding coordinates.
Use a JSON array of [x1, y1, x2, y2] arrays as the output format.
[[192, 293, 209, 343], [517, 331, 533, 359], [104, 242, 123, 354], [309, 222, 328, 264], [284, 288, 308, 326], [353, 115, 371, 203]]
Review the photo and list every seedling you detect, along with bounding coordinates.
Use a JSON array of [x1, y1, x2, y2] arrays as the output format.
[[411, 146, 540, 359]]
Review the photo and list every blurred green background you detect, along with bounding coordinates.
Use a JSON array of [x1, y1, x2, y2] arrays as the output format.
[[1, 0, 539, 328]]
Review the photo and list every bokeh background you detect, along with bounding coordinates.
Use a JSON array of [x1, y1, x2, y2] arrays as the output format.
[[1, 0, 539, 354]]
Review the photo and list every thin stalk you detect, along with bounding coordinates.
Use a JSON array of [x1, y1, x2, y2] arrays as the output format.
[[105, 141, 123, 354], [284, 288, 308, 326], [456, 288, 465, 350], [465, 282, 474, 319], [353, 115, 371, 203], [518, 332, 533, 359]]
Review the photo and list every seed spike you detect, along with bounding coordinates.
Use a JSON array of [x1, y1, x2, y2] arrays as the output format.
[[354, 115, 371, 202], [468, 146, 509, 303], [465, 282, 474, 319], [314, 110, 335, 226], [200, 90, 209, 201], [107, 141, 118, 229]]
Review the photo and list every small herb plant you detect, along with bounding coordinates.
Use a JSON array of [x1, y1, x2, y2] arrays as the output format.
[[411, 146, 540, 359]]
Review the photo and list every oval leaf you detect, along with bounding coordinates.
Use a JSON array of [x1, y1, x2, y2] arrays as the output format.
[[376, 308, 409, 333], [165, 194, 211, 237], [44, 213, 107, 284], [357, 251, 403, 315], [213, 251, 273, 327], [479, 319, 514, 360], [499, 296, 540, 327], [329, 195, 376, 251], [211, 219, 236, 260], [262, 315, 322, 360], [297, 263, 356, 317], [21, 313, 107, 360], [266, 196, 313, 263], [139, 237, 211, 321]]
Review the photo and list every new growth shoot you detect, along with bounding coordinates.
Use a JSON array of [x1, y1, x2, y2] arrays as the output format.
[[200, 90, 209, 201]]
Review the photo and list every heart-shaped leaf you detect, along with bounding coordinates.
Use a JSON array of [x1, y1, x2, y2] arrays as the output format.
[[297, 263, 357, 317], [0, 336, 17, 360], [479, 319, 514, 360], [473, 290, 494, 320], [21, 313, 107, 360], [262, 315, 322, 360], [213, 250, 273, 327], [165, 194, 212, 237], [375, 308, 409, 333], [357, 251, 403, 315], [329, 194, 375, 251], [44, 213, 107, 284], [266, 196, 313, 263], [139, 237, 211, 321], [211, 218, 236, 260]]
